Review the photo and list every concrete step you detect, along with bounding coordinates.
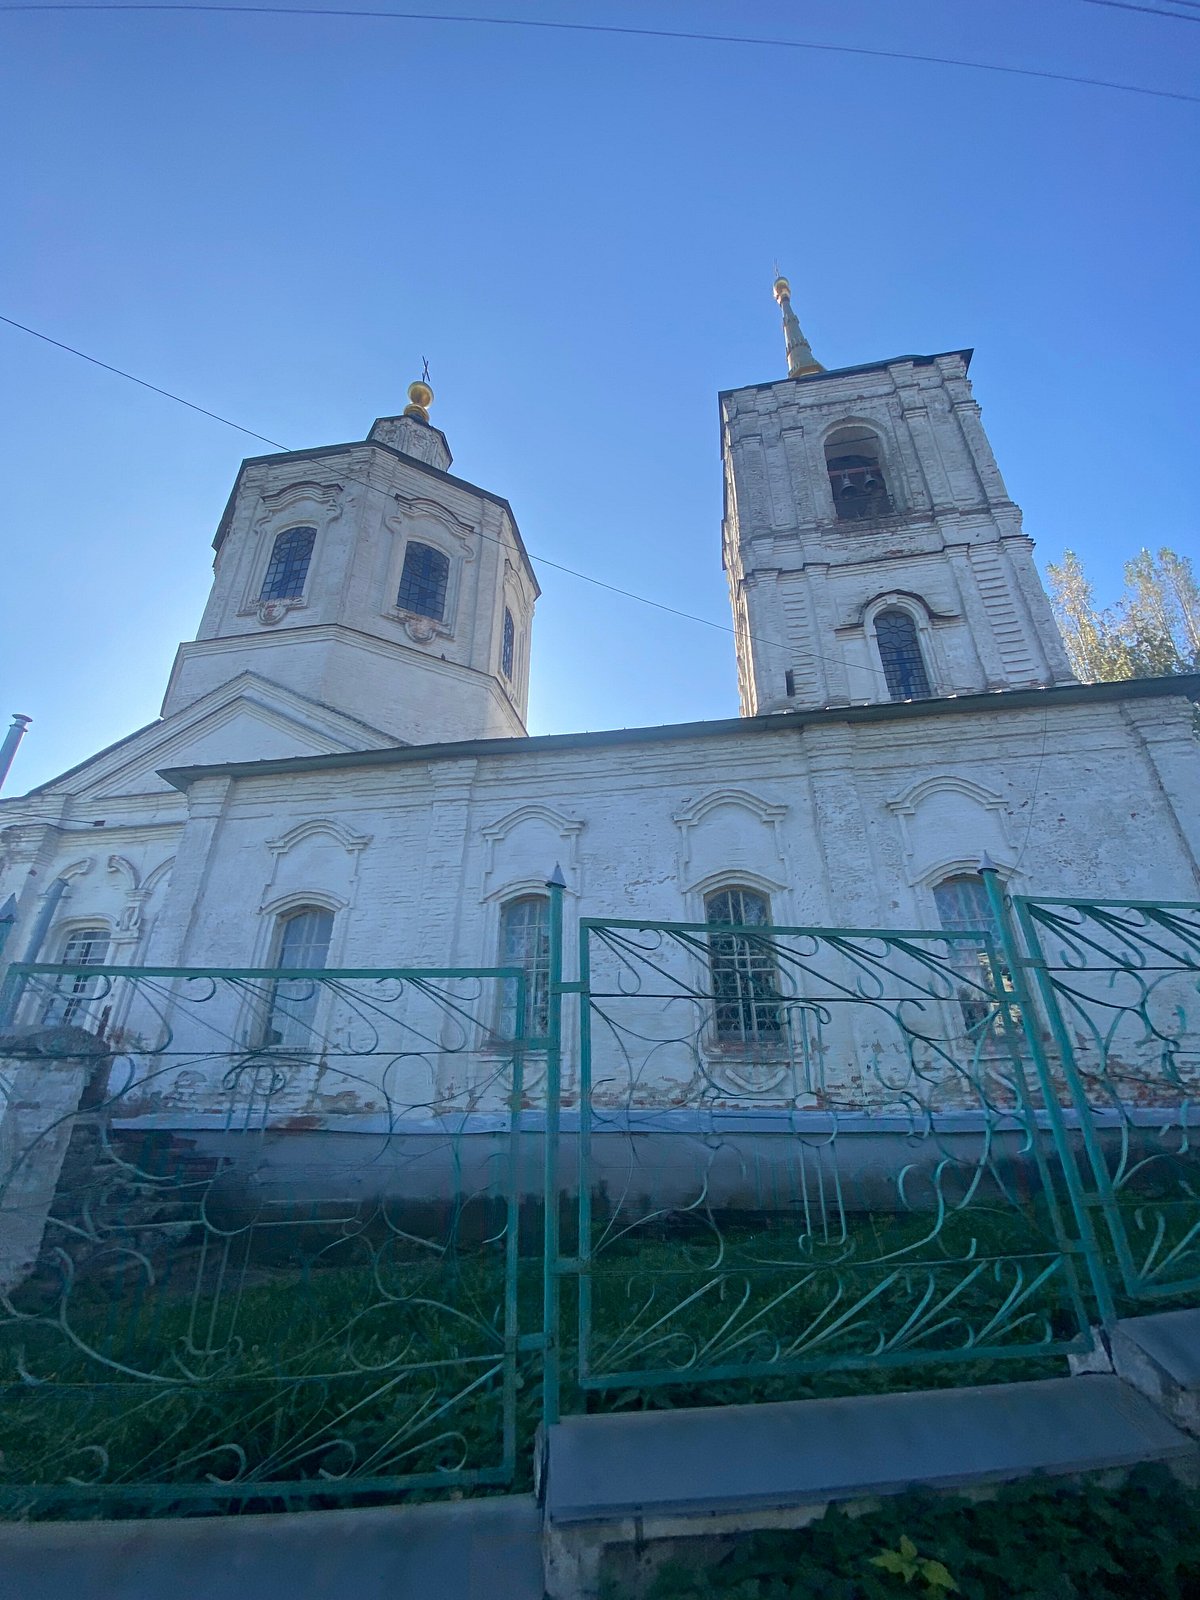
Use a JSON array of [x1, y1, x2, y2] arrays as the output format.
[[542, 1375, 1198, 1595], [545, 1375, 1194, 1527], [1112, 1308, 1200, 1436], [0, 1494, 545, 1600]]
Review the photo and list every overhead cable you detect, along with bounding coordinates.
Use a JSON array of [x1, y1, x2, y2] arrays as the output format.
[[1, 309, 896, 684], [1, 3, 1196, 103]]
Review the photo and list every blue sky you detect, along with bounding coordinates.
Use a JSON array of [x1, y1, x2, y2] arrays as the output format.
[[2, 0, 1197, 794]]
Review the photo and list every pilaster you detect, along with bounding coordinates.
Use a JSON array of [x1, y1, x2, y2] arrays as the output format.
[[1119, 701, 1200, 882], [143, 777, 234, 966]]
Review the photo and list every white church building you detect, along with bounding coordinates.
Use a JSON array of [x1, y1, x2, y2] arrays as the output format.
[[2, 281, 1198, 1119]]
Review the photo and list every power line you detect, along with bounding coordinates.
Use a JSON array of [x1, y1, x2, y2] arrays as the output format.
[[1081, 0, 1200, 20], [1, 309, 892, 685], [0, 315, 288, 450], [2, 2, 1197, 103]]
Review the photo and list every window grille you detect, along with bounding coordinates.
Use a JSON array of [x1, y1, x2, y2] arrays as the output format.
[[705, 887, 783, 1044], [498, 895, 550, 1041], [43, 927, 109, 1027], [265, 906, 334, 1049], [874, 608, 932, 700], [259, 526, 316, 602], [502, 607, 515, 679], [397, 542, 450, 621]]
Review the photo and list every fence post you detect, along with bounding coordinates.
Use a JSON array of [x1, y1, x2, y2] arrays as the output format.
[[542, 864, 566, 1430], [981, 861, 1117, 1329]]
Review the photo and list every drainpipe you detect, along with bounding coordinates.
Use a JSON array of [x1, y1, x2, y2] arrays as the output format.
[[0, 876, 69, 1027], [21, 877, 70, 967], [0, 715, 31, 794]]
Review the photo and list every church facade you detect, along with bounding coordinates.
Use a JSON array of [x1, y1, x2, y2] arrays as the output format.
[[2, 287, 1198, 1111]]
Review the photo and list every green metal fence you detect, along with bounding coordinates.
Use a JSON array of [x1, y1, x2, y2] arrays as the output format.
[[1000, 891, 1200, 1309], [552, 899, 1094, 1415], [3, 886, 1200, 1515], [0, 960, 530, 1515]]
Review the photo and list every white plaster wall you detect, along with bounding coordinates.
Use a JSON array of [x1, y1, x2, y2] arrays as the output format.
[[1, 686, 1196, 1120]]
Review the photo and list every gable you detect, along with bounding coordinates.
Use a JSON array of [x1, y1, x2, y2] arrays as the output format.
[[27, 676, 400, 803]]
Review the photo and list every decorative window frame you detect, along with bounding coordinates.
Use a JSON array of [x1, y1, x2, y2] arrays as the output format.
[[885, 776, 1014, 885], [49, 914, 114, 960], [382, 496, 476, 645], [35, 915, 115, 1031], [477, 876, 579, 1074], [918, 853, 1020, 904], [105, 852, 175, 950], [922, 864, 1025, 1058], [819, 416, 901, 521], [682, 866, 788, 926], [238, 480, 344, 626], [673, 789, 789, 890], [682, 872, 797, 1066], [499, 559, 532, 704], [862, 592, 943, 700], [238, 889, 349, 1054], [481, 804, 585, 890]]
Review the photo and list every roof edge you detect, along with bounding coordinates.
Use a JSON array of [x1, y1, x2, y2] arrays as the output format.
[[157, 674, 1200, 792], [718, 349, 974, 402]]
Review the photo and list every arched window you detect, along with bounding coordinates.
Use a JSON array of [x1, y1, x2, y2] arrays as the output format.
[[259, 525, 316, 602], [501, 607, 515, 679], [43, 926, 109, 1026], [874, 608, 932, 700], [704, 887, 782, 1044], [397, 542, 450, 621], [825, 427, 892, 523], [932, 875, 994, 938], [265, 905, 334, 1048], [933, 874, 1004, 1041], [498, 895, 550, 1041]]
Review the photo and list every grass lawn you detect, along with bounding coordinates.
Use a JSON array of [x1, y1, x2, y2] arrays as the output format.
[[622, 1466, 1200, 1600], [0, 1193, 1192, 1519]]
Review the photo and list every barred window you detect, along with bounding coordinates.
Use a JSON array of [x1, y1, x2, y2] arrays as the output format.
[[397, 542, 450, 621], [502, 607, 515, 679], [874, 608, 932, 701], [43, 926, 109, 1027], [265, 906, 333, 1049], [498, 895, 550, 1041], [259, 525, 316, 602], [705, 887, 782, 1044]]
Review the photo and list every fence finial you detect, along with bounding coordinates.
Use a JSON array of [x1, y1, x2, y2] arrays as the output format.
[[546, 863, 567, 889], [978, 851, 999, 874]]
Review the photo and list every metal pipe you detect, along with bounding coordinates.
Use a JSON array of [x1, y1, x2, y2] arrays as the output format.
[[0, 876, 69, 1026], [0, 714, 31, 793], [21, 876, 70, 967]]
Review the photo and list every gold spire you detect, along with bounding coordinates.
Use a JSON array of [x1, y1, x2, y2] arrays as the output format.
[[772, 274, 824, 379], [403, 378, 434, 423]]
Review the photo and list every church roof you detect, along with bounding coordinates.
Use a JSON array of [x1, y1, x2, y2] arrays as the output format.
[[718, 349, 974, 401], [158, 673, 1200, 792]]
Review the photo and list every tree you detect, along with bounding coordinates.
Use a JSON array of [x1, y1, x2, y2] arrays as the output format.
[[1046, 546, 1200, 684], [1045, 550, 1132, 682]]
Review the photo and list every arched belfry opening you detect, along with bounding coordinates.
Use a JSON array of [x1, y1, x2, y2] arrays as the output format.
[[824, 426, 893, 523]]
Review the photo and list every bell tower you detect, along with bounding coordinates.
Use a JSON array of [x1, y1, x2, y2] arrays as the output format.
[[720, 279, 1075, 715], [162, 378, 539, 748]]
